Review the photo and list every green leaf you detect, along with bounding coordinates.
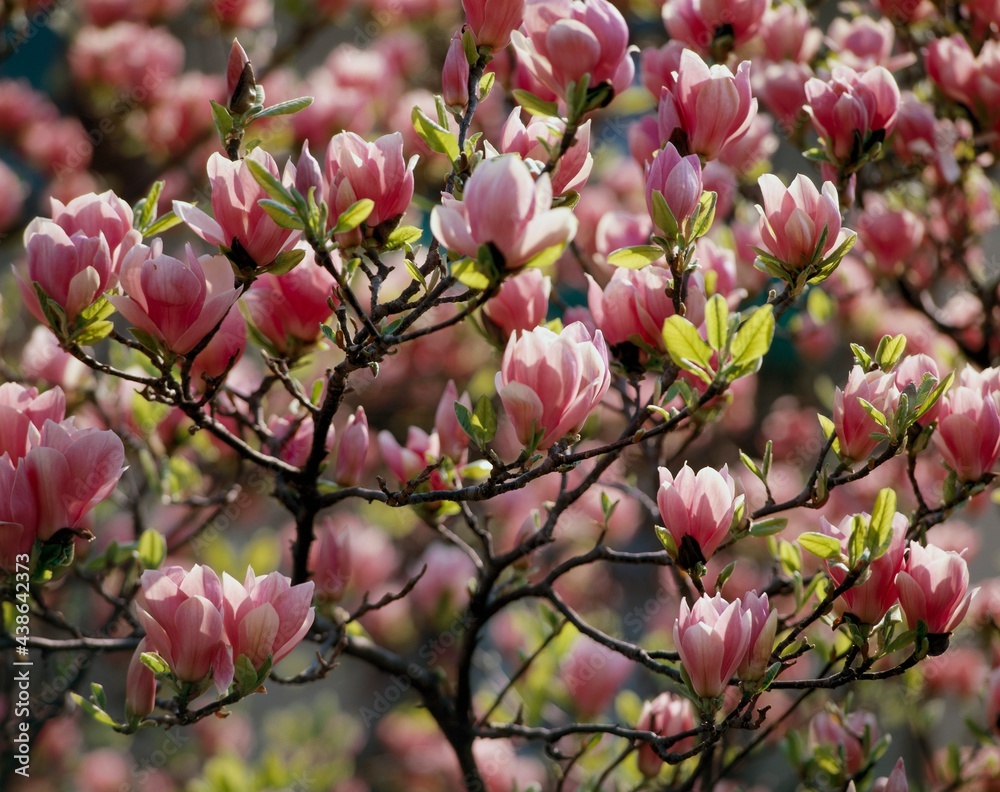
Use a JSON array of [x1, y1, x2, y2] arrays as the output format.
[[129, 327, 166, 358], [405, 258, 427, 290], [411, 106, 460, 160], [140, 651, 170, 675], [816, 230, 858, 270], [524, 242, 566, 269], [233, 653, 259, 696], [385, 225, 423, 252], [70, 693, 119, 727], [605, 245, 663, 269], [209, 99, 233, 140], [455, 396, 497, 449], [875, 333, 907, 371], [511, 89, 559, 117], [847, 514, 867, 567], [912, 371, 954, 423], [740, 450, 764, 480], [246, 158, 294, 204], [868, 488, 897, 558], [79, 296, 116, 325], [250, 96, 313, 119], [332, 199, 375, 234], [689, 190, 717, 240], [705, 293, 729, 352], [91, 683, 108, 711], [452, 257, 493, 290], [857, 398, 887, 428], [749, 517, 787, 537], [137, 529, 166, 570], [258, 199, 304, 230], [462, 27, 478, 64], [662, 315, 713, 373], [142, 210, 183, 238], [850, 343, 873, 369], [797, 531, 842, 560], [777, 539, 801, 574], [268, 248, 306, 275], [650, 190, 679, 238], [654, 524, 677, 556], [730, 305, 774, 369], [478, 71, 496, 101], [133, 181, 164, 232], [73, 320, 114, 346]]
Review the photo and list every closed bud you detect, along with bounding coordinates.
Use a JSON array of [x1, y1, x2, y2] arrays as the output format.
[[442, 34, 470, 112]]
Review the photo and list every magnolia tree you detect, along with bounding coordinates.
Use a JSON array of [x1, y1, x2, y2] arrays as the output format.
[[2, 0, 1000, 789]]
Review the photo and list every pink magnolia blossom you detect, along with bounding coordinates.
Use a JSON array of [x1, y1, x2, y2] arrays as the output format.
[[21, 327, 89, 392], [857, 197, 924, 275], [896, 541, 974, 636], [243, 251, 340, 356], [933, 385, 1000, 481], [656, 49, 757, 162], [126, 638, 157, 721], [173, 149, 299, 271], [324, 131, 416, 246], [663, 0, 767, 58], [756, 2, 821, 64], [826, 17, 915, 72], [673, 594, 752, 698], [430, 156, 577, 270], [482, 269, 551, 342], [804, 66, 901, 168], [644, 143, 704, 233], [754, 61, 812, 133], [822, 510, 907, 625], [189, 308, 247, 385], [0, 455, 36, 569], [0, 383, 66, 462], [211, 0, 271, 29], [226, 38, 252, 107], [893, 94, 959, 183], [19, 220, 114, 326], [19, 420, 126, 542], [737, 591, 778, 681], [893, 354, 941, 425], [636, 692, 695, 777], [25, 189, 139, 269], [656, 463, 739, 567], [925, 36, 977, 109], [872, 758, 909, 792], [109, 241, 240, 356], [586, 266, 705, 352], [68, 22, 183, 99], [498, 109, 593, 195], [496, 322, 610, 450], [442, 34, 470, 112], [221, 567, 315, 671], [335, 407, 369, 487], [309, 518, 351, 603], [560, 637, 633, 717], [462, 0, 524, 50], [640, 40, 685, 98], [756, 173, 844, 274], [512, 0, 634, 102], [808, 709, 878, 775], [136, 565, 234, 692], [435, 380, 472, 463], [378, 426, 449, 488], [271, 414, 335, 468], [832, 366, 897, 461]]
